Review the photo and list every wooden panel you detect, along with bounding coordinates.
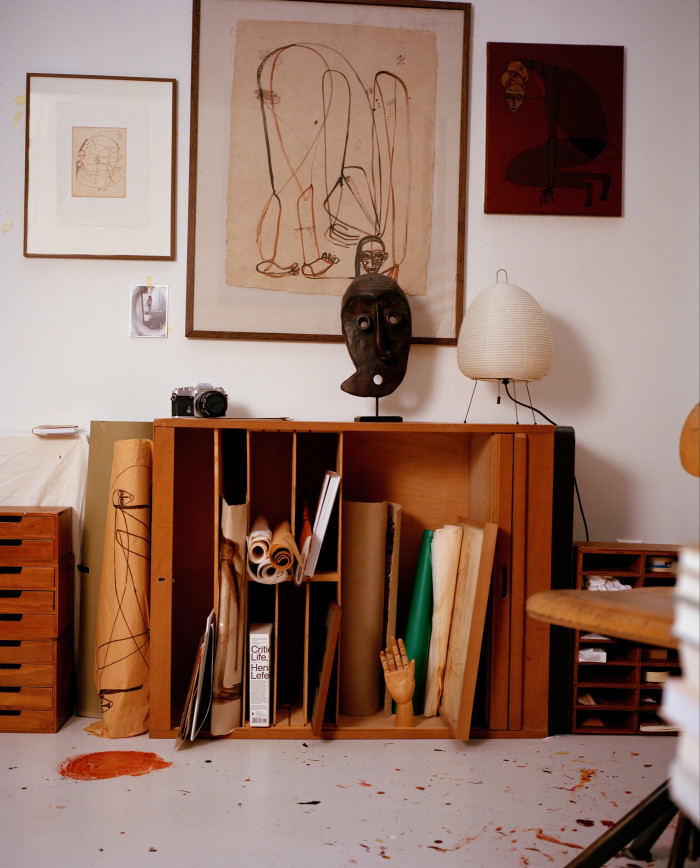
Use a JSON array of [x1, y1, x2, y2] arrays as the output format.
[[507, 433, 528, 731], [0, 639, 54, 663], [0, 613, 56, 639], [521, 430, 557, 736], [150, 424, 176, 733], [0, 566, 56, 590], [0, 513, 56, 539], [0, 590, 54, 613], [440, 519, 498, 738], [0, 709, 57, 732], [0, 686, 53, 709], [0, 662, 54, 686], [0, 539, 56, 564], [488, 433, 514, 731]]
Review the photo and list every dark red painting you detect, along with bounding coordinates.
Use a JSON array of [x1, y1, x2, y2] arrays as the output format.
[[485, 43, 624, 216]]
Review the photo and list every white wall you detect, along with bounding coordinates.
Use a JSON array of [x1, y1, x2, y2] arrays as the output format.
[[1, 0, 698, 545]]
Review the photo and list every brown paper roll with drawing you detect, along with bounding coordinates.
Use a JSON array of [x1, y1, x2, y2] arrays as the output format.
[[84, 439, 152, 738]]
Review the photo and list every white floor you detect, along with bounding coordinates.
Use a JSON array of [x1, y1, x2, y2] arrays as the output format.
[[1, 717, 693, 868]]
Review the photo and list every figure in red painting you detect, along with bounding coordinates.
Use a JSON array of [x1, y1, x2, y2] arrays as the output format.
[[500, 58, 613, 207]]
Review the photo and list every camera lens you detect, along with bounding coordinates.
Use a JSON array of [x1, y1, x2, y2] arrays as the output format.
[[195, 390, 227, 418]]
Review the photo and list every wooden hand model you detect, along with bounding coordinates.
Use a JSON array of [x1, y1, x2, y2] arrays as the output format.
[[380, 636, 415, 727]]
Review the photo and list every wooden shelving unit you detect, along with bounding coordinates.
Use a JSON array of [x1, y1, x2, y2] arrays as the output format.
[[572, 541, 681, 735], [0, 507, 73, 733], [149, 419, 575, 740]]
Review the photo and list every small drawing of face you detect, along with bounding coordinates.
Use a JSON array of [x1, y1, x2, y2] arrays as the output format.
[[357, 236, 389, 274], [501, 60, 528, 112]]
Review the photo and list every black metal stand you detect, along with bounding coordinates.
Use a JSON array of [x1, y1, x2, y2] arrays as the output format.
[[565, 780, 698, 868], [355, 397, 403, 422]]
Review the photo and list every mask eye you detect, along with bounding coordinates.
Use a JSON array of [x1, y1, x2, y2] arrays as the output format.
[[386, 312, 402, 327], [357, 315, 372, 330]]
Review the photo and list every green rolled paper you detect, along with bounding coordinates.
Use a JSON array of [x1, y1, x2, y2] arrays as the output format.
[[403, 529, 434, 714]]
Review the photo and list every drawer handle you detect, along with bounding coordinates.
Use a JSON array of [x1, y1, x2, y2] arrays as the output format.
[[0, 640, 21, 648], [0, 686, 20, 693], [0, 710, 21, 717], [0, 614, 23, 622], [0, 540, 22, 547], [0, 663, 21, 670], [0, 591, 22, 599], [0, 516, 21, 523], [0, 567, 22, 575]]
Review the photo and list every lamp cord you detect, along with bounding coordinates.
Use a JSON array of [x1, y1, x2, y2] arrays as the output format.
[[501, 379, 590, 542]]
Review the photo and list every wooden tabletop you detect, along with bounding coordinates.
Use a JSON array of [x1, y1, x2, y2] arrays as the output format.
[[526, 586, 677, 649]]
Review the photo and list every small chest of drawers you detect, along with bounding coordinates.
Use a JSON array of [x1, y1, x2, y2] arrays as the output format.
[[0, 507, 73, 732]]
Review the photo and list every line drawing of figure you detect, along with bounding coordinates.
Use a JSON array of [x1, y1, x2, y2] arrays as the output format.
[[74, 131, 124, 194], [253, 42, 410, 283], [95, 482, 151, 711], [499, 57, 615, 208]]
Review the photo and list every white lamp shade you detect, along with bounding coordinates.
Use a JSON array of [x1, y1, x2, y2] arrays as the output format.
[[457, 280, 553, 382]]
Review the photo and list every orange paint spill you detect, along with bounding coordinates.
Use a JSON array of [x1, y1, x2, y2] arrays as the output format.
[[570, 768, 597, 791], [57, 751, 172, 781], [534, 829, 583, 850]]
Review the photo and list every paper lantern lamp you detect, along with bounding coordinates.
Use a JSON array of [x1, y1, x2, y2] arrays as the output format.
[[457, 271, 553, 382]]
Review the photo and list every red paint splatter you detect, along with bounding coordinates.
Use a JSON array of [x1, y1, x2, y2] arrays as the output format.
[[533, 829, 583, 850], [570, 769, 597, 791], [57, 751, 171, 781], [358, 780, 372, 787]]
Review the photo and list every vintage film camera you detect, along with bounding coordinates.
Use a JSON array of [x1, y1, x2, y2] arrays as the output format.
[[171, 383, 228, 418]]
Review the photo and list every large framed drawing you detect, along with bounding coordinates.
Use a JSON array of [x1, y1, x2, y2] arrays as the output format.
[[186, 0, 470, 344], [24, 74, 177, 260]]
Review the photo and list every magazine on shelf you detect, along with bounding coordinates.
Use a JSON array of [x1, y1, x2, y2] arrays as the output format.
[[175, 609, 215, 749], [301, 470, 341, 579]]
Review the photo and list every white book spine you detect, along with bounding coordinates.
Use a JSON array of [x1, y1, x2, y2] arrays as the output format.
[[249, 624, 272, 727]]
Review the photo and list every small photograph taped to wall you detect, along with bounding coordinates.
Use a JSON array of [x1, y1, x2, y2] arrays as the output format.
[[130, 284, 168, 337]]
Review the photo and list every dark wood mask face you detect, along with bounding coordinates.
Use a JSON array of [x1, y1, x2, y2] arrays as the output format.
[[340, 275, 412, 398]]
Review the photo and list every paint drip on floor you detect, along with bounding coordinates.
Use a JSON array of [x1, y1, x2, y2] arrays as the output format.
[[57, 751, 172, 781]]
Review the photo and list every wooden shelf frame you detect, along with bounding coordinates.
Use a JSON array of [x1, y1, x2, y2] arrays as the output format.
[[149, 420, 575, 740]]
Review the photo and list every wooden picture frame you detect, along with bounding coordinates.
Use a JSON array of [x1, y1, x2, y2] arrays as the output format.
[[186, 0, 470, 344], [24, 73, 177, 260]]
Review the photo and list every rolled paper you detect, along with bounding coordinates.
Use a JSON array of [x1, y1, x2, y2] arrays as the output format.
[[404, 529, 434, 715], [247, 515, 273, 581], [211, 498, 248, 736], [257, 559, 288, 584], [247, 515, 271, 563], [424, 525, 463, 717], [269, 520, 302, 571], [338, 501, 389, 716]]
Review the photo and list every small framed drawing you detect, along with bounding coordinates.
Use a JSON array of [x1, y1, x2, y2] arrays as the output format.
[[24, 74, 177, 259], [186, 0, 471, 344]]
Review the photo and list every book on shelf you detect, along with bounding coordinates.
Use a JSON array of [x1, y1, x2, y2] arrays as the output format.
[[249, 623, 273, 727], [301, 470, 341, 579], [175, 609, 215, 749]]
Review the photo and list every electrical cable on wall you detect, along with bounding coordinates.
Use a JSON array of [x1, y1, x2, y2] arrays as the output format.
[[501, 379, 590, 542]]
